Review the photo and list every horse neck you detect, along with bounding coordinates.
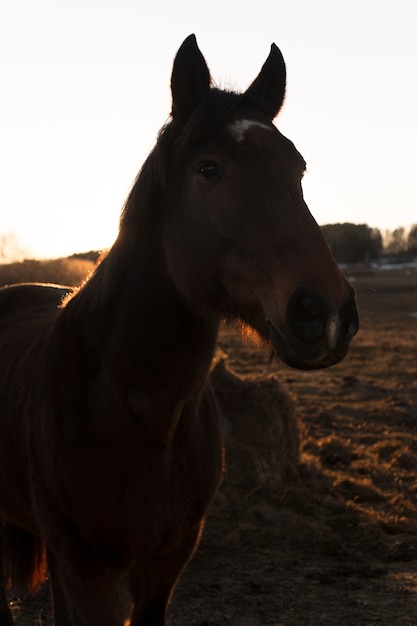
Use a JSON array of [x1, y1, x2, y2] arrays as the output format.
[[64, 231, 219, 402]]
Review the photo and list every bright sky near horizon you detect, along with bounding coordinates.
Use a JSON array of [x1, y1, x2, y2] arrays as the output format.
[[1, 0, 416, 260]]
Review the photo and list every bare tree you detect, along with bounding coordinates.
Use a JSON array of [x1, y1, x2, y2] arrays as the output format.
[[383, 227, 407, 256], [407, 224, 417, 256]]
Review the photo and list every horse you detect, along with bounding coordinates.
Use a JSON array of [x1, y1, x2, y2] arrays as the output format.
[[0, 35, 358, 625]]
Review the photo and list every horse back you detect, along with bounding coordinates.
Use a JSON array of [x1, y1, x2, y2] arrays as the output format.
[[0, 283, 71, 318], [0, 283, 69, 531]]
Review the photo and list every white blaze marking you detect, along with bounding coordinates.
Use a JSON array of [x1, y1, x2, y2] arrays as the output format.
[[228, 119, 273, 142], [328, 316, 340, 351]]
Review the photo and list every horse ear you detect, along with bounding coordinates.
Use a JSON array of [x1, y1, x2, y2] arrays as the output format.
[[245, 44, 286, 119], [171, 35, 211, 123]]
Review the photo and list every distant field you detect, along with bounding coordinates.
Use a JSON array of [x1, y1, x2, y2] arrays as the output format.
[[347, 263, 417, 292], [0, 257, 95, 288], [347, 263, 417, 321]]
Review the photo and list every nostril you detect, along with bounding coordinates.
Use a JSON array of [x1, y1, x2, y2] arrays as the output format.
[[344, 300, 360, 338], [286, 288, 328, 343]]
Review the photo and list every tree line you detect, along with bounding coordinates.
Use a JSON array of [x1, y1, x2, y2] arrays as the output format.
[[320, 223, 417, 265], [1, 226, 417, 267]]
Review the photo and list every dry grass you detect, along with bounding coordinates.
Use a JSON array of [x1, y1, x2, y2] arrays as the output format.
[[168, 269, 417, 625], [0, 258, 95, 288]]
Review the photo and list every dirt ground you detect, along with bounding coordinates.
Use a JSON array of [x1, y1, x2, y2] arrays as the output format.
[[9, 266, 417, 625]]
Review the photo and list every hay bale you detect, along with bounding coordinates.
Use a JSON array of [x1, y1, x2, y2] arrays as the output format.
[[210, 354, 300, 494]]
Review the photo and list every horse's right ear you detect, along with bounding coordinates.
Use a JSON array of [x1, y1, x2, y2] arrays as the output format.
[[171, 35, 211, 123]]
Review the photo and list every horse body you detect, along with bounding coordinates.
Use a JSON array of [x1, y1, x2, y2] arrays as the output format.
[[0, 287, 64, 530], [31, 277, 222, 560], [1, 275, 222, 624], [0, 35, 358, 625], [1, 251, 222, 625]]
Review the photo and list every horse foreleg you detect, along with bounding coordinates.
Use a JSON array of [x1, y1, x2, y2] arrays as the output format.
[[0, 550, 14, 626], [129, 525, 202, 626], [47, 549, 72, 626], [46, 544, 125, 626], [0, 586, 13, 626]]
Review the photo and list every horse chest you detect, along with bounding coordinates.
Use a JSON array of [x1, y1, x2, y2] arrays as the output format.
[[48, 398, 223, 563], [77, 442, 222, 566]]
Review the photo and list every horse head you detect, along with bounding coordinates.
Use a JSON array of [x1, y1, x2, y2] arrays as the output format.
[[162, 35, 359, 370]]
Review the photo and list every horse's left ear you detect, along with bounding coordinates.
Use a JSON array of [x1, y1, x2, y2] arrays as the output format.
[[171, 35, 211, 123], [245, 44, 286, 119]]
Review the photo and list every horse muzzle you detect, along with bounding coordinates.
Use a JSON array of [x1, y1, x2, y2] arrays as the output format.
[[267, 286, 359, 370]]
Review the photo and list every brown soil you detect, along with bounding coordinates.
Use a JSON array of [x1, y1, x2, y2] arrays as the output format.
[[8, 270, 417, 625]]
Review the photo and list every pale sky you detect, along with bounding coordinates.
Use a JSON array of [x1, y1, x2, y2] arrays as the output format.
[[1, 0, 416, 259]]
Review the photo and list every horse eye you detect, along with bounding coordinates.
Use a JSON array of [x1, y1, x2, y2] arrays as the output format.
[[197, 162, 222, 181]]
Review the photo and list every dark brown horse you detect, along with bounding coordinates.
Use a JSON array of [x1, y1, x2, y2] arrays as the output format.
[[0, 35, 358, 625]]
